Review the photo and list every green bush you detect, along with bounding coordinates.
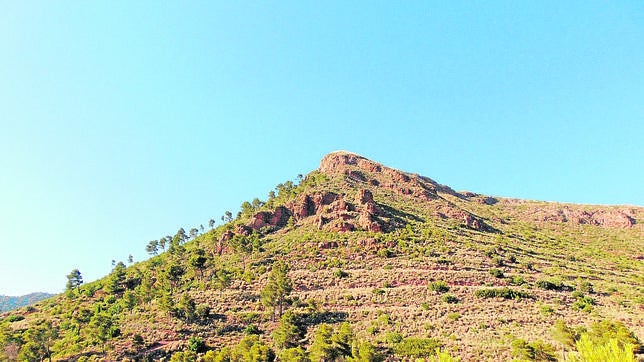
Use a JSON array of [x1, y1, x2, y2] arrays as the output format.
[[385, 331, 404, 344], [377, 248, 393, 258], [7, 315, 24, 322], [511, 339, 556, 361], [245, 324, 262, 335], [188, 336, 206, 353], [442, 294, 459, 304], [392, 337, 442, 358], [474, 287, 530, 300], [568, 334, 637, 362], [334, 269, 349, 278], [578, 281, 594, 294], [279, 347, 308, 362], [572, 296, 595, 313], [428, 280, 449, 294], [536, 278, 565, 291], [488, 268, 504, 278]]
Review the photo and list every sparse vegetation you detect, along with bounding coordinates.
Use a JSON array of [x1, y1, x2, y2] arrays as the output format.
[[1, 152, 642, 361]]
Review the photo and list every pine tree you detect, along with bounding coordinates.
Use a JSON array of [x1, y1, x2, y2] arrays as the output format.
[[65, 269, 83, 292], [261, 261, 293, 320]]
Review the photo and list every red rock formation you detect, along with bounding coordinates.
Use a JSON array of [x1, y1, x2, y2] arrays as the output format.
[[318, 151, 452, 201], [530, 205, 635, 228]]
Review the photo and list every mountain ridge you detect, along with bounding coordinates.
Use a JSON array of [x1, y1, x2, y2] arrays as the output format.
[[0, 293, 54, 313], [1, 151, 642, 361]]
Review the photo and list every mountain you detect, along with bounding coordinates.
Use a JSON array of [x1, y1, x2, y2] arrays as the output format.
[[1, 151, 642, 361], [0, 293, 54, 313]]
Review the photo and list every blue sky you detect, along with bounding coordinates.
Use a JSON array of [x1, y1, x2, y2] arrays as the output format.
[[1, 2, 642, 295]]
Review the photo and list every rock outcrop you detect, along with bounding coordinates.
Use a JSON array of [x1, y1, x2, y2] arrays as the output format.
[[527, 205, 636, 228], [319, 151, 458, 201]]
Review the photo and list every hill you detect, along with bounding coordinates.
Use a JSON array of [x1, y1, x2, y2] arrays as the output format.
[[0, 293, 54, 313], [1, 151, 642, 361]]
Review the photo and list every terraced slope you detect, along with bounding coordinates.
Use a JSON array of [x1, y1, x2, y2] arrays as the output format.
[[1, 151, 642, 361]]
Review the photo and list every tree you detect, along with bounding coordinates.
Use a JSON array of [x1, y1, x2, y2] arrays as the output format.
[[272, 310, 306, 349], [18, 320, 58, 362], [309, 324, 338, 361], [175, 228, 187, 244], [230, 234, 253, 269], [165, 263, 185, 290], [213, 268, 232, 296], [66, 269, 83, 292], [159, 236, 170, 251], [230, 335, 275, 362], [188, 336, 206, 353], [189, 249, 208, 280], [88, 312, 118, 352], [169, 229, 187, 255], [128, 254, 134, 264], [105, 262, 127, 295], [222, 211, 233, 223], [240, 201, 253, 216], [189, 228, 199, 239], [146, 240, 159, 255], [251, 198, 264, 209], [261, 261, 293, 320], [279, 347, 307, 362], [177, 294, 196, 321], [331, 322, 354, 357], [209, 219, 216, 229], [121, 290, 137, 314]]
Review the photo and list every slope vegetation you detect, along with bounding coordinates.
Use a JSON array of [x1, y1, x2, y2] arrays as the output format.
[[1, 151, 642, 361]]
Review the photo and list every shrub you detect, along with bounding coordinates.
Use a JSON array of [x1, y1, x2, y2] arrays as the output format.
[[7, 315, 24, 322], [572, 296, 595, 313], [386, 331, 404, 344], [377, 248, 393, 258], [428, 281, 450, 294], [510, 275, 526, 285], [571, 334, 637, 362], [474, 287, 531, 300], [195, 304, 211, 320], [488, 268, 504, 278], [188, 336, 206, 353], [536, 278, 565, 291], [231, 335, 275, 361], [392, 337, 442, 358], [334, 269, 349, 278], [540, 305, 555, 316], [511, 339, 556, 361], [245, 324, 262, 335], [170, 351, 197, 362], [578, 281, 594, 294], [587, 320, 640, 348], [133, 334, 144, 347], [493, 257, 504, 267], [279, 347, 307, 362], [432, 349, 461, 362], [442, 294, 459, 304]]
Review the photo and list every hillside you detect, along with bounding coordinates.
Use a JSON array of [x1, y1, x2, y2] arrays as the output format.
[[1, 151, 642, 361], [0, 293, 54, 313]]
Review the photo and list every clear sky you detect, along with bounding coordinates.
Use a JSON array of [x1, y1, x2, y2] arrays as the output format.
[[1, 2, 642, 296]]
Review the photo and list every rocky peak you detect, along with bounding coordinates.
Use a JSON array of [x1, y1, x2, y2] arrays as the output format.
[[319, 151, 384, 174], [319, 151, 458, 200]]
